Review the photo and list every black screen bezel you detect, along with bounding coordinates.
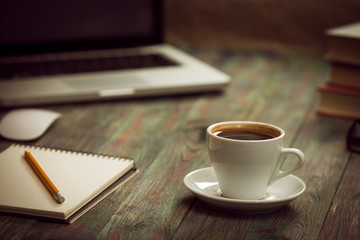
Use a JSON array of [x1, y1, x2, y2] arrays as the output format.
[[0, 0, 163, 56]]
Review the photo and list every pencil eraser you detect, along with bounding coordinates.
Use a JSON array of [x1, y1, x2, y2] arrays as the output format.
[[54, 192, 65, 203]]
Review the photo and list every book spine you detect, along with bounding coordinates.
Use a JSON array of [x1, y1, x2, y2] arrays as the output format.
[[317, 83, 360, 96]]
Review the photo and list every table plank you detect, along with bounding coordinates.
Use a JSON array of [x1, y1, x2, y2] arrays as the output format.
[[0, 47, 354, 239], [318, 153, 360, 239]]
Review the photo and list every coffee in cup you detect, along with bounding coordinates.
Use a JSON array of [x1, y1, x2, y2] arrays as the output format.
[[207, 121, 304, 200]]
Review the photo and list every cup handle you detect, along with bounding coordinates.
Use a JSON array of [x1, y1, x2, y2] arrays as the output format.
[[268, 148, 305, 185]]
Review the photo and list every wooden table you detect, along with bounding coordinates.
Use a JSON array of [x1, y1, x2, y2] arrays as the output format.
[[0, 46, 358, 239]]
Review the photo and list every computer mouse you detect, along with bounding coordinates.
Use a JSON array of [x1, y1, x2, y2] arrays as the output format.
[[0, 109, 61, 141]]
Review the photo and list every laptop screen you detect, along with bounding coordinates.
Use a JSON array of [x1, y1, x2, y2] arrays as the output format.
[[0, 0, 162, 55]]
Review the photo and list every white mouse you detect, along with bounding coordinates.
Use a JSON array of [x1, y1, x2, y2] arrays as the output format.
[[0, 109, 61, 141]]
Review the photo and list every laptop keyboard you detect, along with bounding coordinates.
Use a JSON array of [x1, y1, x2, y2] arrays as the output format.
[[0, 53, 179, 79]]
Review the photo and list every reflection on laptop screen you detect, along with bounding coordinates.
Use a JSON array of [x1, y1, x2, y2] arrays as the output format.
[[0, 0, 161, 55]]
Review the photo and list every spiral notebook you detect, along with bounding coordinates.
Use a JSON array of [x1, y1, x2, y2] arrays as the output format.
[[0, 144, 137, 223]]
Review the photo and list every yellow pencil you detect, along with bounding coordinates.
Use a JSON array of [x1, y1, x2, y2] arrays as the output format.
[[24, 151, 65, 203]]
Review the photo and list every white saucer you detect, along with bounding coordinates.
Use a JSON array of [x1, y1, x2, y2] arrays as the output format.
[[183, 167, 306, 214]]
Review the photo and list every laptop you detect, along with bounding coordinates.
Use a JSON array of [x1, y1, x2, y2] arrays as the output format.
[[0, 0, 229, 107]]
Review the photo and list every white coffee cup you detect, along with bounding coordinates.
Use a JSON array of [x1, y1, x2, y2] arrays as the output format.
[[206, 121, 304, 200]]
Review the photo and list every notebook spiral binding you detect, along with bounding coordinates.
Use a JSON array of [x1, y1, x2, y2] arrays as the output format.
[[13, 143, 134, 164]]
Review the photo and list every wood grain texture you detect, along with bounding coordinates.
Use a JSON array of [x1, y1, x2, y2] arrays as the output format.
[[0, 46, 356, 239], [318, 153, 360, 240]]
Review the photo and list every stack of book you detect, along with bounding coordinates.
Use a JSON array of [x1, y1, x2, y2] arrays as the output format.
[[317, 22, 360, 119]]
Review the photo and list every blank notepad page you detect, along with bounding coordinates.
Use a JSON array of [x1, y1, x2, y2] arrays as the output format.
[[0, 144, 134, 219]]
